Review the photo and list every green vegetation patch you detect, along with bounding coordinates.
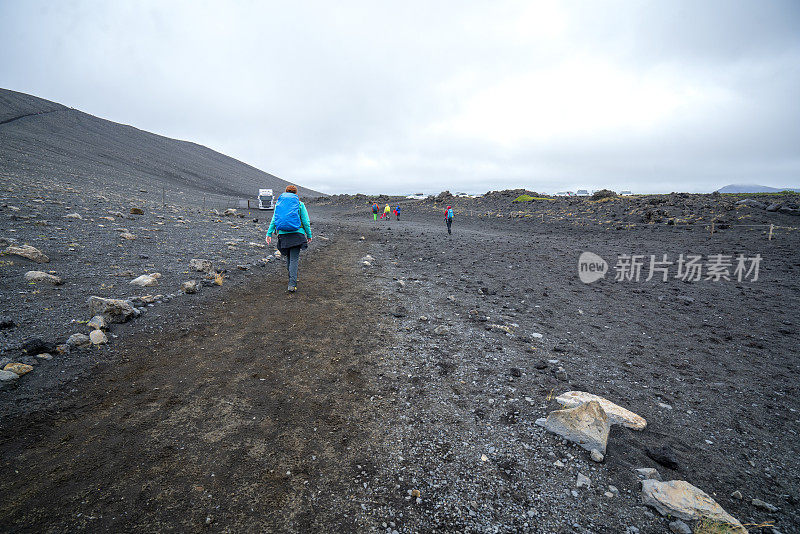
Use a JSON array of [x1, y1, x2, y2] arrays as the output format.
[[513, 195, 551, 202]]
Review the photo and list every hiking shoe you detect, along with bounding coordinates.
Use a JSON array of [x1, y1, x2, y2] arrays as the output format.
[[287, 285, 297, 292]]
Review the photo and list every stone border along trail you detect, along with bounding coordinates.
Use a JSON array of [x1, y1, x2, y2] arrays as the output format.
[[0, 231, 392, 533]]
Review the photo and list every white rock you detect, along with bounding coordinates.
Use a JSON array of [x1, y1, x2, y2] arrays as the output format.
[[66, 333, 91, 347], [89, 329, 108, 345], [576, 473, 591, 488], [87, 315, 107, 330], [65, 212, 83, 219], [555, 391, 647, 430], [189, 258, 213, 272], [641, 480, 746, 532], [119, 232, 136, 240], [536, 400, 610, 454], [130, 274, 158, 287], [590, 449, 605, 463], [24, 271, 62, 285], [87, 296, 136, 323], [4, 244, 49, 263], [0, 370, 19, 382], [182, 280, 200, 294]]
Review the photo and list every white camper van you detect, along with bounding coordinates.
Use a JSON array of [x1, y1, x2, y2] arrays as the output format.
[[258, 189, 275, 210]]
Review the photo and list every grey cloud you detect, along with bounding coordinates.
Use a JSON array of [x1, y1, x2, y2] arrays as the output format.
[[1, 0, 798, 195]]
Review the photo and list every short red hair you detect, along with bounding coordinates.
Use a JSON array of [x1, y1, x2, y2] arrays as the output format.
[[285, 185, 298, 194]]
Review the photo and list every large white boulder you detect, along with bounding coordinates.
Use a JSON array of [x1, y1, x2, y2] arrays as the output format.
[[641, 480, 746, 533], [536, 400, 610, 454], [556, 391, 647, 430]]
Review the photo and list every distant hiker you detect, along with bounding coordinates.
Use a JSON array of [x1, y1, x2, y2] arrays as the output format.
[[266, 185, 312, 292], [372, 202, 379, 221], [381, 203, 391, 220], [395, 204, 401, 220], [444, 205, 453, 234]]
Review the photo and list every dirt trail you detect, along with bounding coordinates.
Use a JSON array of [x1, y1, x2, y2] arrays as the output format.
[[0, 234, 389, 533]]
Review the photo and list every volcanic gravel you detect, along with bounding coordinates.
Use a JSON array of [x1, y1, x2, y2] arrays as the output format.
[[339, 209, 799, 533], [1, 185, 798, 532]]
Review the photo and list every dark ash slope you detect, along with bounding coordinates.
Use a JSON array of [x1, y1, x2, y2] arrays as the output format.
[[0, 88, 321, 200]]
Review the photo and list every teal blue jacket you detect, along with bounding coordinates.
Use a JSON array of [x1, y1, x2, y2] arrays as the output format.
[[266, 200, 312, 238]]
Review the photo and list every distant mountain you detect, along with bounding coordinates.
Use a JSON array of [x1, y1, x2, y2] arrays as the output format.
[[716, 184, 800, 194], [0, 88, 323, 200]]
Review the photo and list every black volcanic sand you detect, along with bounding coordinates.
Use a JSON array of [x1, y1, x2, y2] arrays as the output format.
[[0, 88, 322, 203], [1, 197, 799, 532]]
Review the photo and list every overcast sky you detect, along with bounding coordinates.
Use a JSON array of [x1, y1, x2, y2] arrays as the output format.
[[1, 1, 799, 194]]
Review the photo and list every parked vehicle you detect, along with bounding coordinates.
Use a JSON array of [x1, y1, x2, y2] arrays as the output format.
[[576, 189, 590, 196], [258, 189, 275, 210], [620, 190, 633, 196]]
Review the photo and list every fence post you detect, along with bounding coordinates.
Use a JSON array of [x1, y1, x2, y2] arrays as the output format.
[[769, 224, 774, 241], [710, 221, 715, 236]]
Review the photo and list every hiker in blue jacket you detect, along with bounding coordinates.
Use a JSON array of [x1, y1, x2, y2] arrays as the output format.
[[444, 205, 453, 234], [266, 185, 312, 292]]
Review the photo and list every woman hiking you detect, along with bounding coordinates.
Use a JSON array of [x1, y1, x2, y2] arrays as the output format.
[[266, 185, 312, 292], [444, 205, 454, 234]]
